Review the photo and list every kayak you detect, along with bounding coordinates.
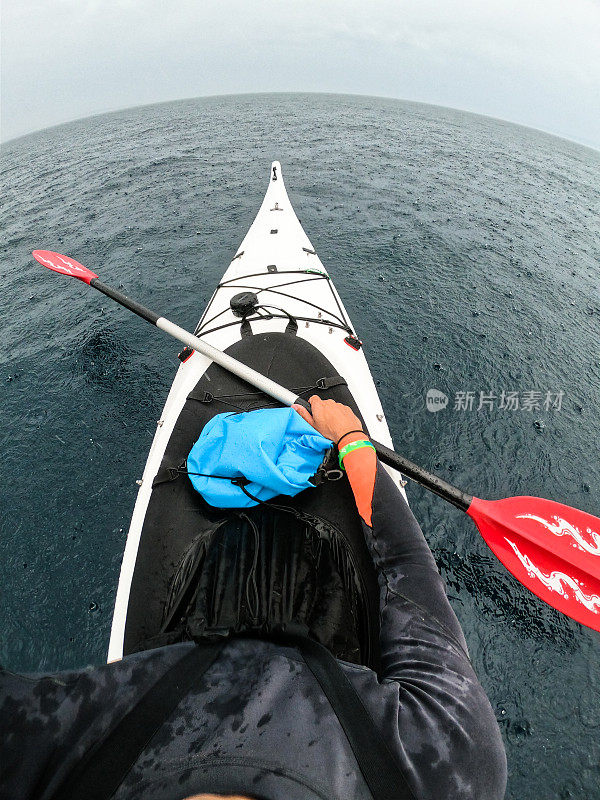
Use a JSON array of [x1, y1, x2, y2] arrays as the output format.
[[107, 161, 406, 665]]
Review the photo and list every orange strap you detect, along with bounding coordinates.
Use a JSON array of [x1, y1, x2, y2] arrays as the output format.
[[340, 433, 377, 527]]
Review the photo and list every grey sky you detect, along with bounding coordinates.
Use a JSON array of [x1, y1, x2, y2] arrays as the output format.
[[2, 0, 599, 147]]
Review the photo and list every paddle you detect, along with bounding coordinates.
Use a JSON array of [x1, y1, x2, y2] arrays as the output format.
[[33, 249, 600, 633]]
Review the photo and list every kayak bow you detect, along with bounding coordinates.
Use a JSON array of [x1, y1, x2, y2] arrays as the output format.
[[106, 161, 404, 661]]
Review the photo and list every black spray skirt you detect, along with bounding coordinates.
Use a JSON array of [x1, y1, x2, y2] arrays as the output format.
[[143, 501, 373, 666]]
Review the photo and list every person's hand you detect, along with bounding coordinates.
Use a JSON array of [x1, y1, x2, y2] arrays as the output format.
[[292, 395, 365, 446]]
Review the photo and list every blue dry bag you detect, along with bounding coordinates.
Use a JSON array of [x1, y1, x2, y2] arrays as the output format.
[[186, 407, 332, 508]]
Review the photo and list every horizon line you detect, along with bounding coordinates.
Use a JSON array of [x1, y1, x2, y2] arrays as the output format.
[[2, 91, 599, 154]]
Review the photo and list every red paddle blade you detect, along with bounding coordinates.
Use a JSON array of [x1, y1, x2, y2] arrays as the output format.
[[33, 250, 98, 284], [468, 497, 600, 632]]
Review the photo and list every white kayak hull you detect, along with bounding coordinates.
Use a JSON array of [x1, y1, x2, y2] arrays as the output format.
[[108, 162, 404, 662]]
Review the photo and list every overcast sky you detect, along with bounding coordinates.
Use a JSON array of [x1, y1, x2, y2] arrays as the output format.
[[2, 0, 600, 147]]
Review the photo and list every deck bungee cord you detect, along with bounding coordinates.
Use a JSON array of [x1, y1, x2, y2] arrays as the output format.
[[195, 268, 357, 340], [182, 376, 349, 412]]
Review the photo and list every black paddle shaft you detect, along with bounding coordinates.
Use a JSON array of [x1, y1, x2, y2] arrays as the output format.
[[90, 278, 160, 325], [293, 399, 472, 511], [373, 440, 473, 511]]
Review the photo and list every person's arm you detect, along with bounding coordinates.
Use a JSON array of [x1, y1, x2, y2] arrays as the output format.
[[294, 397, 507, 799], [294, 397, 377, 526], [294, 395, 468, 655]]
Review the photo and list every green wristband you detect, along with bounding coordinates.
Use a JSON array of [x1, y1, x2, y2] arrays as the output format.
[[338, 439, 375, 469]]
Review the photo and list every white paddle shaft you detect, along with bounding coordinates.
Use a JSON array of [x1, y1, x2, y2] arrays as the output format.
[[157, 317, 300, 407]]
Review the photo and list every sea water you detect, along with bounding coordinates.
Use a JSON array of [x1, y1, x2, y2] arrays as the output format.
[[1, 94, 599, 799]]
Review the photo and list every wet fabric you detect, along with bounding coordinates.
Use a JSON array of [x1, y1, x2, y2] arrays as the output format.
[[1, 464, 507, 800], [152, 504, 372, 665], [186, 407, 332, 508]]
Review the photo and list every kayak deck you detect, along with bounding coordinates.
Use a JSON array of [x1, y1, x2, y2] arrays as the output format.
[[119, 332, 382, 667]]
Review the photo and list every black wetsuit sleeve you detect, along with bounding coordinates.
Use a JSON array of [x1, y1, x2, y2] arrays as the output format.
[[363, 463, 507, 799], [366, 463, 470, 664]]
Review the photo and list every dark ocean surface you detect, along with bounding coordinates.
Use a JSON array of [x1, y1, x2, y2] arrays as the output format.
[[1, 94, 599, 799]]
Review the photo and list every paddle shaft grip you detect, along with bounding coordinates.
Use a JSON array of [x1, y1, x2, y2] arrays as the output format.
[[91, 279, 160, 325], [371, 440, 473, 511], [294, 398, 471, 510]]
